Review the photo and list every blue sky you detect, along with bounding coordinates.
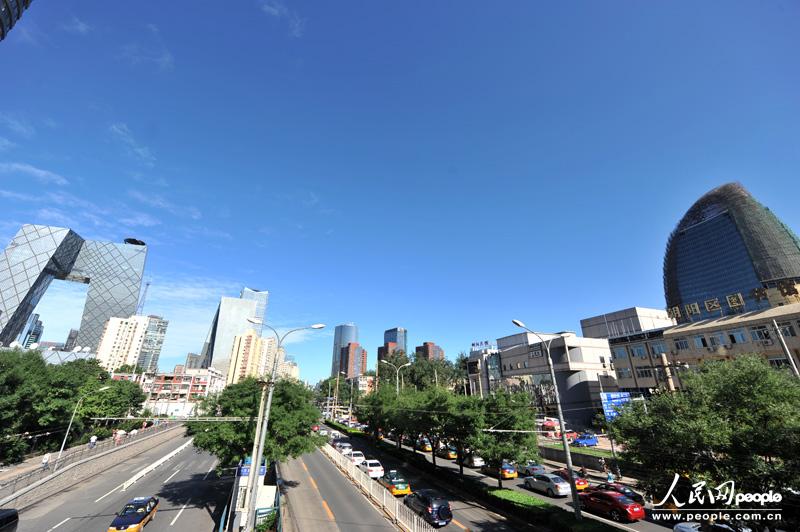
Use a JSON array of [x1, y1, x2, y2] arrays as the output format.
[[1, 1, 799, 384]]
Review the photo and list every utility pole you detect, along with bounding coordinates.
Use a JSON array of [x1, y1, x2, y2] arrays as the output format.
[[773, 319, 800, 378]]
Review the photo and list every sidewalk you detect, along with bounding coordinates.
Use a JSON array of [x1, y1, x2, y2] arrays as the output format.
[[540, 457, 640, 488]]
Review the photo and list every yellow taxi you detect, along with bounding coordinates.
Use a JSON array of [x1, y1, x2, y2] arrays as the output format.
[[107, 496, 159, 531], [379, 470, 412, 496], [417, 438, 433, 452], [436, 446, 458, 460]]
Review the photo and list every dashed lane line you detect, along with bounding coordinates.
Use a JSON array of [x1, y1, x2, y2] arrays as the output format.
[[46, 517, 70, 531]]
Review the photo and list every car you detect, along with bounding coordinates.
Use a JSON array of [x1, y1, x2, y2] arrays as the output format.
[[458, 453, 485, 468], [311, 424, 320, 432], [404, 489, 453, 527], [519, 460, 547, 476], [589, 482, 644, 504], [335, 442, 352, 454], [348, 451, 366, 464], [579, 490, 645, 522], [329, 431, 342, 440], [523, 473, 571, 497], [553, 468, 589, 490], [107, 496, 159, 532], [481, 462, 518, 479], [417, 438, 433, 452], [319, 428, 329, 436], [572, 433, 599, 447], [0, 509, 19, 532], [358, 459, 385, 479], [435, 446, 458, 460], [379, 470, 412, 496]]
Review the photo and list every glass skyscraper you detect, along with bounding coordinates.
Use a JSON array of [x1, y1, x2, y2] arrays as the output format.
[[0, 225, 147, 351], [240, 287, 269, 335], [0, 0, 32, 41], [331, 323, 358, 377], [199, 296, 258, 369], [384, 327, 407, 355], [664, 183, 800, 322]]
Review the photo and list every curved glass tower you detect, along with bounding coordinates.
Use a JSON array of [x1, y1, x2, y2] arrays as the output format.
[[331, 323, 358, 376], [1, 0, 32, 41], [663, 183, 800, 322]]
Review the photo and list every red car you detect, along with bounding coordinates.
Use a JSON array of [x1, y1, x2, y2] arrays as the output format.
[[579, 490, 645, 522], [311, 424, 320, 432], [552, 468, 589, 490]]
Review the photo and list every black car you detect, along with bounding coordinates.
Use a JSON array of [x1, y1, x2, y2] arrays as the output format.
[[404, 489, 452, 527], [0, 509, 18, 532]]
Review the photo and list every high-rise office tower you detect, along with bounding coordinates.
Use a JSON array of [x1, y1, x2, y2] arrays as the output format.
[[64, 329, 79, 352], [185, 352, 202, 369], [240, 287, 268, 335], [340, 342, 367, 379], [24, 318, 43, 348], [17, 312, 40, 346], [415, 342, 445, 361], [137, 315, 168, 372], [664, 183, 800, 322], [384, 327, 407, 355], [0, 0, 32, 41], [199, 296, 258, 369], [331, 323, 358, 376], [0, 225, 147, 351]]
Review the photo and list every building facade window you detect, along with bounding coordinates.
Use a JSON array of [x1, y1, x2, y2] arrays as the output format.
[[636, 368, 653, 378], [649, 341, 667, 355], [778, 322, 797, 337], [612, 346, 628, 360], [674, 337, 690, 351], [693, 335, 708, 349], [631, 344, 647, 358], [708, 332, 724, 346], [749, 325, 771, 342], [728, 329, 747, 344], [616, 367, 632, 379], [768, 357, 790, 369]]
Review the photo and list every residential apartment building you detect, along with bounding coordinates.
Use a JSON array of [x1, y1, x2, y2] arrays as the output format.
[[96, 315, 167, 372], [142, 366, 225, 416], [227, 329, 267, 385]]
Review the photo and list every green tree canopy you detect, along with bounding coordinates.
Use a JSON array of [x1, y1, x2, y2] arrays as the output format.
[[608, 355, 800, 511]]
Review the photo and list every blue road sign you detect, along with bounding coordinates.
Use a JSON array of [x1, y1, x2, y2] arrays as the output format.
[[600, 392, 631, 421], [237, 465, 267, 477]]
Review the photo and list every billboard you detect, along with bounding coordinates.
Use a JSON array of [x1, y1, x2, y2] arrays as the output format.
[[600, 391, 631, 421]]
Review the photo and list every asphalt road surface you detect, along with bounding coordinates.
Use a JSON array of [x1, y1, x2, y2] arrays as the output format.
[[281, 447, 396, 531], [17, 434, 231, 532]]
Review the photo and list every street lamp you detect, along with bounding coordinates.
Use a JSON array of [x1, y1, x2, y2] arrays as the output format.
[[512, 319, 582, 521], [54, 385, 111, 472], [243, 320, 325, 531], [379, 359, 411, 396], [334, 370, 346, 421]]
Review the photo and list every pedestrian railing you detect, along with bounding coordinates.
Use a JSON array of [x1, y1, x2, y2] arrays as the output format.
[[0, 422, 176, 501], [320, 444, 437, 532]]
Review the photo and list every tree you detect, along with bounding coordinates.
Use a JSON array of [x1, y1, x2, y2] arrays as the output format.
[[608, 355, 800, 513], [115, 363, 139, 374], [473, 390, 539, 488], [444, 394, 485, 476], [189, 378, 323, 467]]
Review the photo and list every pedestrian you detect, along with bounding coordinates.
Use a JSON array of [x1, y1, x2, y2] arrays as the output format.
[[89, 435, 98, 449], [606, 469, 615, 483], [41, 453, 50, 471], [598, 457, 606, 471], [579, 466, 588, 478]]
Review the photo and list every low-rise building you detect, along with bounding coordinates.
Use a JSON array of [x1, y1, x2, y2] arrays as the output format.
[[143, 366, 225, 416]]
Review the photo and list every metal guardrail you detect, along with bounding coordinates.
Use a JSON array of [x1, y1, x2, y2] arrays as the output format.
[[320, 444, 437, 532], [0, 422, 176, 501]]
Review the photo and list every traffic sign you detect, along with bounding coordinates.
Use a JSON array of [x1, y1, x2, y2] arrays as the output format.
[[600, 392, 631, 421]]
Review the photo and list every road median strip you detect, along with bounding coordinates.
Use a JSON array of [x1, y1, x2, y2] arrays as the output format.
[[122, 438, 194, 491]]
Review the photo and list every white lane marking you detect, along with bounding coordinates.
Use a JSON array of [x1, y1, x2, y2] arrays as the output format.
[[94, 482, 124, 503], [202, 461, 217, 480], [164, 468, 181, 483], [170, 499, 191, 526], [46, 517, 70, 531]]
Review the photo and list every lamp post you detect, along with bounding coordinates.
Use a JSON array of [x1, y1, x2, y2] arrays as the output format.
[[54, 385, 111, 472], [512, 319, 582, 521], [334, 370, 346, 421], [379, 360, 411, 396], [243, 320, 324, 531]]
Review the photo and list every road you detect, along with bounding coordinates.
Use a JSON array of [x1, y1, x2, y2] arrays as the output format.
[[378, 435, 669, 532], [281, 447, 396, 531], [326, 431, 524, 531], [17, 434, 231, 532]]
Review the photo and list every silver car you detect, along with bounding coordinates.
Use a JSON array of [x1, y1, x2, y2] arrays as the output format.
[[519, 460, 547, 476], [523, 473, 571, 497]]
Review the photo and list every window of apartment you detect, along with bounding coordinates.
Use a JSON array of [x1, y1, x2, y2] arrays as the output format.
[[636, 368, 653, 379], [778, 322, 797, 337], [502, 364, 507, 371], [708, 332, 724, 346], [616, 367, 632, 379], [523, 361, 529, 368], [750, 325, 771, 342], [612, 346, 628, 360], [693, 335, 708, 349], [728, 329, 747, 344], [517, 362, 522, 369], [631, 344, 647, 358], [674, 337, 690, 351], [649, 341, 667, 356], [768, 357, 790, 369]]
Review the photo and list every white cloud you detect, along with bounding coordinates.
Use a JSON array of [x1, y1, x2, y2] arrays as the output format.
[[0, 114, 36, 139], [0, 162, 69, 185], [259, 0, 306, 38], [109, 123, 156, 167], [128, 189, 201, 220], [120, 24, 174, 71], [34, 207, 78, 228], [63, 16, 91, 35], [0, 137, 16, 151], [120, 212, 162, 227]]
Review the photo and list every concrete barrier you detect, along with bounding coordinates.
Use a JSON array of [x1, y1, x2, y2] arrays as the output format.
[[122, 438, 193, 490]]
